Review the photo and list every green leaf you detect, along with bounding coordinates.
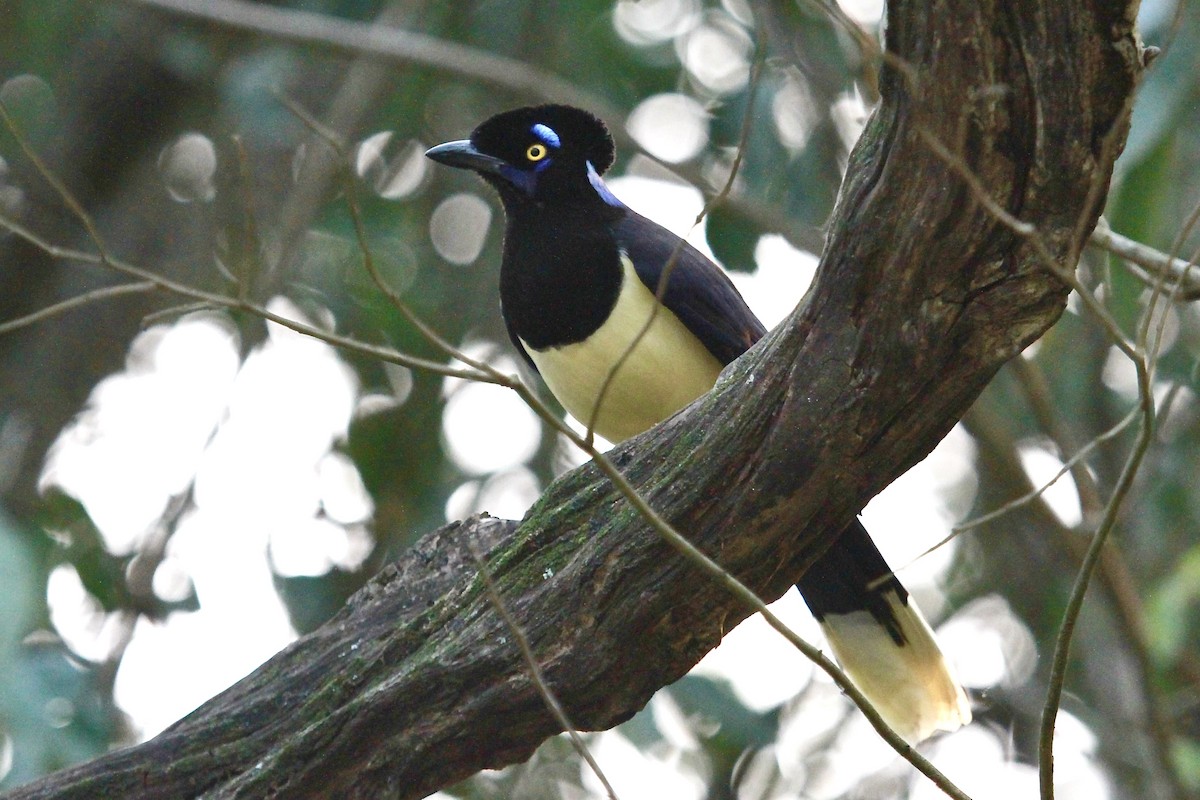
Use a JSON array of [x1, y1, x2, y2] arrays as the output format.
[[706, 206, 759, 273]]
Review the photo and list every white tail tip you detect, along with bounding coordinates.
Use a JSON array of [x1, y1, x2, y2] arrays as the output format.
[[820, 590, 971, 744]]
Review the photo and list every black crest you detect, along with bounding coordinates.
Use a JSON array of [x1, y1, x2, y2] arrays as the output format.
[[470, 104, 616, 174]]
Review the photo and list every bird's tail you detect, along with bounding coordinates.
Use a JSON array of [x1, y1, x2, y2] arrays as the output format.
[[796, 519, 971, 744]]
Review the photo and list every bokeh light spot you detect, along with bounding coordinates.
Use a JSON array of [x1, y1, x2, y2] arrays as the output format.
[[0, 732, 12, 782], [773, 73, 819, 151], [41, 314, 241, 555], [355, 131, 429, 200], [158, 133, 218, 203], [1016, 441, 1083, 528], [677, 14, 752, 94], [613, 0, 700, 45], [429, 192, 492, 265], [836, 0, 885, 24], [626, 94, 709, 163], [445, 467, 541, 521], [442, 380, 540, 475], [0, 74, 57, 144]]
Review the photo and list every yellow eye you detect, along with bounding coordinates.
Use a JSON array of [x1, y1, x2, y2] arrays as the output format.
[[526, 143, 548, 162]]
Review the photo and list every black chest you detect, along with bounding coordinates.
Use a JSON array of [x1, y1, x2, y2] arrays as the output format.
[[499, 204, 626, 350]]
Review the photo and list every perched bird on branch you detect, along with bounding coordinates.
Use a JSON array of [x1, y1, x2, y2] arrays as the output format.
[[427, 104, 971, 743]]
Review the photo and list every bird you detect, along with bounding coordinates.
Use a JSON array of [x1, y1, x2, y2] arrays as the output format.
[[426, 104, 971, 743]]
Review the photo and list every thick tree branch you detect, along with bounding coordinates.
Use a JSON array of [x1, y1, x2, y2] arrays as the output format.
[[2, 0, 1142, 798]]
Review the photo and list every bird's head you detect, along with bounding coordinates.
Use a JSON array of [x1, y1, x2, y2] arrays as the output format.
[[425, 105, 622, 209]]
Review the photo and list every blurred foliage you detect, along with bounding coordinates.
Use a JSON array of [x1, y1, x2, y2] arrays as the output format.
[[0, 511, 118, 785], [0, 0, 1198, 798]]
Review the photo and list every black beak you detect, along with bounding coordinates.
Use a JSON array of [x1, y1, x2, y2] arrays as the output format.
[[424, 140, 508, 175]]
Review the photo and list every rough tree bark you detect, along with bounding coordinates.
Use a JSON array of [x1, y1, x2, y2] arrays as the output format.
[[3, 0, 1143, 797]]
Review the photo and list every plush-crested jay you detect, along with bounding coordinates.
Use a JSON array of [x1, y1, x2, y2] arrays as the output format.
[[426, 105, 971, 743]]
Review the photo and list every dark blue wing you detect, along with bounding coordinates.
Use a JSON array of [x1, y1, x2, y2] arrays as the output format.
[[613, 212, 766, 366]]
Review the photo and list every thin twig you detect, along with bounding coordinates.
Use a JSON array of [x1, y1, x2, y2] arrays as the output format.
[[270, 0, 425, 277], [983, 353, 1184, 800], [1089, 223, 1200, 300], [1142, 197, 1200, 361], [0, 106, 493, 381], [583, 41, 767, 443], [1009, 357, 1108, 521], [0, 102, 113, 264], [915, 113, 1160, 800], [1037, 362, 1155, 800], [0, 208, 489, 381], [121, 0, 616, 117], [140, 301, 222, 327], [1031, 75, 1159, 800], [273, 92, 495, 375], [1117, 194, 1200, 800], [0, 281, 159, 334], [796, 0, 883, 98], [0, 124, 485, 383], [1009, 353, 1190, 800], [466, 539, 620, 800], [788, 0, 923, 99], [1067, 95, 1137, 273], [899, 406, 1139, 569]]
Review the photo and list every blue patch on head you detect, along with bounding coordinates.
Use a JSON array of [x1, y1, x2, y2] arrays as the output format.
[[531, 123, 561, 148], [587, 161, 626, 208]]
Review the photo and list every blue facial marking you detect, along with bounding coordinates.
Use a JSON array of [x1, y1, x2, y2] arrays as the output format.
[[500, 164, 538, 196], [587, 161, 626, 209], [531, 123, 561, 148]]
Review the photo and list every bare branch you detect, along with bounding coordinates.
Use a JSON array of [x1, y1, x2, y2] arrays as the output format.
[[122, 0, 614, 115], [1090, 223, 1200, 300], [0, 281, 159, 334], [468, 540, 620, 800]]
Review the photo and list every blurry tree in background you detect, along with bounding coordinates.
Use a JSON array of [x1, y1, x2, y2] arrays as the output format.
[[0, 0, 1196, 798]]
